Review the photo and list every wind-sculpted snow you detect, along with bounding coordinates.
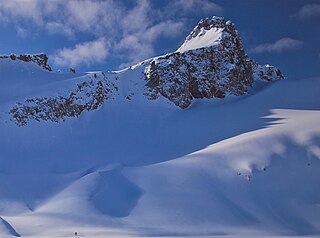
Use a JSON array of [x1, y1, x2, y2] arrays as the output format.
[[0, 218, 20, 237], [0, 76, 318, 238]]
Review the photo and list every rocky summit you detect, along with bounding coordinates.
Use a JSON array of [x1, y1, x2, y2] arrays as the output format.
[[144, 16, 284, 109]]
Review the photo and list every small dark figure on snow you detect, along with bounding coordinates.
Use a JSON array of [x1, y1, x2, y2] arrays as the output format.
[[70, 68, 76, 74]]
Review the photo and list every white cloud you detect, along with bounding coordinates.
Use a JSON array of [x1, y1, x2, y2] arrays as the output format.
[[0, 0, 124, 37], [174, 0, 223, 15], [60, 0, 123, 36], [15, 26, 29, 38], [116, 35, 154, 69], [0, 0, 43, 24], [113, 1, 185, 67], [295, 4, 320, 19], [52, 38, 108, 67], [144, 21, 185, 42], [249, 38, 303, 54], [121, 0, 150, 34], [46, 22, 75, 38], [116, 20, 184, 68]]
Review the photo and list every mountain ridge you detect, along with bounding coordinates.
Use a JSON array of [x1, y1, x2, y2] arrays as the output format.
[[3, 16, 284, 126], [0, 53, 52, 71], [145, 16, 284, 109]]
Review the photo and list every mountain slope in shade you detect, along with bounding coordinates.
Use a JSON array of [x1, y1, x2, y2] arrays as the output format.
[[0, 16, 319, 238], [1, 75, 319, 238]]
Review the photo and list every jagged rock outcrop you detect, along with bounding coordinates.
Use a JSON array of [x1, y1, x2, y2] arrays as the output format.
[[144, 16, 284, 109], [0, 53, 52, 71], [10, 75, 117, 126]]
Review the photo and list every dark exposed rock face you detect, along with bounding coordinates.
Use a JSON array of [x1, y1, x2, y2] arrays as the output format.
[[144, 17, 284, 109], [0, 53, 52, 71], [10, 76, 117, 126]]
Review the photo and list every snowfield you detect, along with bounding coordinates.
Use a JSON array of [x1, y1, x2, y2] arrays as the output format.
[[0, 57, 319, 238], [0, 15, 319, 237]]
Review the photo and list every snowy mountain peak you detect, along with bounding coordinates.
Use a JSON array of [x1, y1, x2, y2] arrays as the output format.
[[145, 16, 284, 109], [177, 16, 236, 53]]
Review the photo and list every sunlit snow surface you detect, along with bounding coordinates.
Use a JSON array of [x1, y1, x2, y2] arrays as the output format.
[[0, 59, 320, 238], [177, 27, 223, 53]]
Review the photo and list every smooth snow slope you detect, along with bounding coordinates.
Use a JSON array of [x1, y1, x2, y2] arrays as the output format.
[[0, 59, 320, 237], [177, 27, 223, 53]]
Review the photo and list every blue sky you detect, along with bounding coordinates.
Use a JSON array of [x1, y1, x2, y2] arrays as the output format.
[[0, 0, 319, 79]]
